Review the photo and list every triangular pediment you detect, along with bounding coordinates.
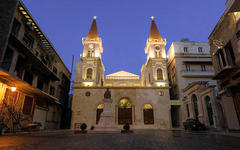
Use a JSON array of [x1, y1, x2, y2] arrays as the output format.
[[106, 71, 139, 79]]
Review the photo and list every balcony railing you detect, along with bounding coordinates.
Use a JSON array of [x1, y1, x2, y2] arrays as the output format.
[[180, 70, 214, 77], [9, 33, 60, 81]]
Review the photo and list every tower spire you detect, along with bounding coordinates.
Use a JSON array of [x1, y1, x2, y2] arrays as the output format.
[[148, 17, 163, 42], [86, 17, 99, 41]]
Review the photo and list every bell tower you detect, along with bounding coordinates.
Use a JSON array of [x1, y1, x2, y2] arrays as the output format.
[[141, 17, 169, 87], [75, 17, 105, 87]]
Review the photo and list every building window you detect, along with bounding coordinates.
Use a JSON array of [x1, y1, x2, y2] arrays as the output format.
[[37, 78, 44, 90], [236, 30, 240, 39], [15, 55, 25, 78], [86, 68, 93, 79], [50, 86, 55, 96], [216, 50, 227, 70], [11, 19, 21, 36], [52, 111, 57, 122], [53, 66, 58, 74], [219, 50, 227, 67], [185, 65, 191, 71], [184, 47, 188, 53], [1, 48, 14, 71], [192, 94, 199, 120], [23, 33, 34, 48], [22, 96, 34, 115], [186, 104, 190, 117], [205, 96, 214, 125], [87, 51, 91, 57], [198, 47, 203, 53], [157, 69, 163, 80], [201, 65, 206, 71], [149, 74, 151, 83], [23, 71, 33, 85], [224, 42, 236, 66]]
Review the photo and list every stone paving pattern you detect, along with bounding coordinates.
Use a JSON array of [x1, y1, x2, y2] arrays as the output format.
[[0, 130, 240, 150]]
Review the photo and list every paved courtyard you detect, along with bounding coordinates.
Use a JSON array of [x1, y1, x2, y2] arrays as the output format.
[[0, 130, 239, 150]]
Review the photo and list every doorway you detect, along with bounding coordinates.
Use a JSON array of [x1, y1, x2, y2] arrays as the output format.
[[118, 98, 132, 125]]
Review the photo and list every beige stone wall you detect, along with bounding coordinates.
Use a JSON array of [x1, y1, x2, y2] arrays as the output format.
[[208, 2, 240, 130], [71, 87, 171, 130], [183, 83, 224, 129]]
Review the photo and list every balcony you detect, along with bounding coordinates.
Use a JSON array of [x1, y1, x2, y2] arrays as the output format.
[[9, 33, 60, 81], [213, 65, 237, 80], [180, 70, 214, 77]]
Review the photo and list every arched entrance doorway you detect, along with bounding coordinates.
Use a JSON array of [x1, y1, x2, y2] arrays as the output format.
[[96, 104, 104, 124], [143, 104, 154, 124], [205, 96, 214, 125], [118, 98, 132, 125], [192, 94, 199, 120]]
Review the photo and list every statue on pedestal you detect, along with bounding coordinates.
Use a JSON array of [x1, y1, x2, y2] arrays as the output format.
[[93, 88, 120, 133], [104, 88, 111, 99]]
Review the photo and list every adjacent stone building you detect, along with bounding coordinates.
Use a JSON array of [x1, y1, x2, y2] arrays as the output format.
[[72, 18, 171, 130], [208, 0, 240, 130], [0, 0, 71, 130], [183, 82, 224, 129], [167, 41, 217, 127]]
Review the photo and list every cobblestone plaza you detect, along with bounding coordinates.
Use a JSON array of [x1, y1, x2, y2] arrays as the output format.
[[0, 130, 239, 150]]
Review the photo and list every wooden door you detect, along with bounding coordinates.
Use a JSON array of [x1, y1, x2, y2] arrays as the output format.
[[118, 108, 132, 124], [144, 109, 154, 124]]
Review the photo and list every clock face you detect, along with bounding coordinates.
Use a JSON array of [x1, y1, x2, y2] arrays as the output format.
[[155, 45, 160, 51], [89, 44, 94, 49]]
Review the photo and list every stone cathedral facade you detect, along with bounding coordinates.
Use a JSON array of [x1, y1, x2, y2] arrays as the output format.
[[71, 18, 171, 129]]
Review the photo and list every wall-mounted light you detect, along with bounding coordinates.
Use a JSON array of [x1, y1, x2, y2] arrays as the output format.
[[156, 82, 165, 87], [11, 87, 17, 92], [159, 91, 164, 96], [83, 82, 93, 87]]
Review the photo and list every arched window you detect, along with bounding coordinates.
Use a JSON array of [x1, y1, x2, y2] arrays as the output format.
[[205, 96, 214, 125], [96, 104, 104, 124], [192, 94, 199, 120], [87, 51, 91, 57], [86, 68, 93, 79], [143, 104, 154, 124], [157, 69, 163, 80]]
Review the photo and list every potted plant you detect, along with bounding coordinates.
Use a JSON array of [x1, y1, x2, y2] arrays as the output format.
[[121, 123, 133, 133], [80, 123, 87, 133]]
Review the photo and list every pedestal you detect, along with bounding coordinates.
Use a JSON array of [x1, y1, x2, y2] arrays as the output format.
[[94, 98, 120, 133]]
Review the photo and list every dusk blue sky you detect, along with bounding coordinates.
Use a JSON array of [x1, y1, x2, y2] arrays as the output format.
[[22, 0, 226, 78]]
